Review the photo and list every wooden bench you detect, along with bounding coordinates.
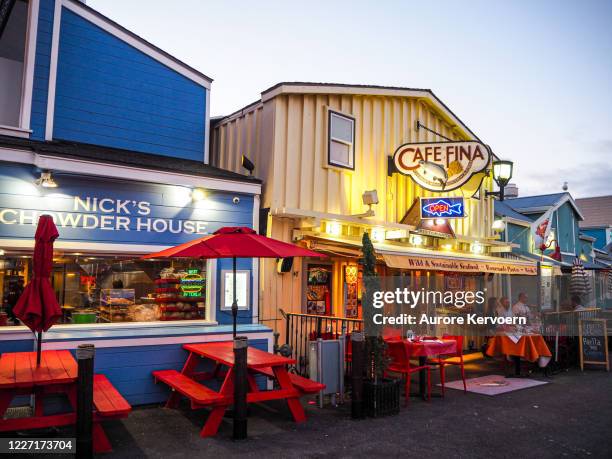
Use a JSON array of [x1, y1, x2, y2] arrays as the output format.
[[153, 370, 227, 408], [92, 374, 131, 453], [253, 367, 326, 394]]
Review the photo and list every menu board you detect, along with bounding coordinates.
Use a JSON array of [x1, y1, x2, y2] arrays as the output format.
[[578, 319, 609, 371]]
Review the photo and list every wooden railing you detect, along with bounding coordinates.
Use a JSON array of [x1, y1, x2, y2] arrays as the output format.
[[281, 310, 363, 376]]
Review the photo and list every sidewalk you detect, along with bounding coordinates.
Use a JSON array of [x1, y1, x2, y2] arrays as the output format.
[[99, 358, 611, 459], [2, 358, 610, 458]]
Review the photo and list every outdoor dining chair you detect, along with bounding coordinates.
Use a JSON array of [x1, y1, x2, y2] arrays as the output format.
[[385, 339, 432, 406]]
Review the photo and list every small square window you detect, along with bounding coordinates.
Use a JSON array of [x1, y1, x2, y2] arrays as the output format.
[[328, 110, 355, 169]]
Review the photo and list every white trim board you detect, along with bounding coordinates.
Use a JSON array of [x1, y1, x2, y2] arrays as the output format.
[[45, 0, 62, 140], [0, 147, 262, 195], [0, 238, 174, 254], [62, 0, 211, 89], [19, 0, 39, 132], [40, 331, 274, 350], [204, 88, 211, 163]]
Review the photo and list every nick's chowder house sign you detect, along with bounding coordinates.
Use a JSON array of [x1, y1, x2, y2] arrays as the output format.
[[392, 141, 492, 192]]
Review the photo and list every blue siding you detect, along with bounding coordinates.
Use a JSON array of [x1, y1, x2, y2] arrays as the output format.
[[215, 258, 256, 326], [30, 0, 56, 140], [0, 326, 271, 407], [53, 8, 206, 160], [582, 228, 608, 250]]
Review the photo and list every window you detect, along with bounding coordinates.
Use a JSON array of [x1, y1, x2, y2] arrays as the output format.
[[328, 110, 355, 169], [0, 0, 29, 129], [0, 255, 212, 327]]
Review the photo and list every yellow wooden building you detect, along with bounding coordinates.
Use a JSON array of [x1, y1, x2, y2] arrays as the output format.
[[211, 83, 536, 336]]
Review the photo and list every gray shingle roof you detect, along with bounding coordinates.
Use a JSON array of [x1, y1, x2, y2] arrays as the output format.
[[575, 195, 612, 227]]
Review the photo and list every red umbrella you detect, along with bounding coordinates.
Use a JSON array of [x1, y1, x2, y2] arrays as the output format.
[[13, 215, 62, 365], [143, 226, 324, 337]]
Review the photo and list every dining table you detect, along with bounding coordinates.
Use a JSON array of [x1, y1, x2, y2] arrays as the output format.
[[170, 341, 306, 436], [486, 334, 552, 375], [0, 350, 78, 431], [392, 338, 457, 399]]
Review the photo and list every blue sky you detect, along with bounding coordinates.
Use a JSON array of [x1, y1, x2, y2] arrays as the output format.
[[89, 0, 612, 198]]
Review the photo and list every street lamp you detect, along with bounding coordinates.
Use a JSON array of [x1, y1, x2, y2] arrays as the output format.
[[486, 160, 513, 201]]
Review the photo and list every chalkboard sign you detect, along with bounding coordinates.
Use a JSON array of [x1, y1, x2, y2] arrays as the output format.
[[579, 319, 609, 371]]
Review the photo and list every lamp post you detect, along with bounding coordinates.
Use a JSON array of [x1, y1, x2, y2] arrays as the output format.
[[486, 160, 513, 201]]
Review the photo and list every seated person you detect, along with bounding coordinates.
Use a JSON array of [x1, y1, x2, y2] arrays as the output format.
[[495, 296, 513, 318], [512, 292, 531, 317]]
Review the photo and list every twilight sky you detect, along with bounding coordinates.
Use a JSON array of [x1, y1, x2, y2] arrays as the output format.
[[89, 0, 612, 198]]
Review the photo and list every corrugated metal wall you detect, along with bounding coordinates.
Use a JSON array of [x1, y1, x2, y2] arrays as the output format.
[[213, 89, 498, 334], [213, 91, 494, 239]]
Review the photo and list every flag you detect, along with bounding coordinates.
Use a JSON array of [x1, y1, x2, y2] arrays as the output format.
[[531, 208, 554, 252]]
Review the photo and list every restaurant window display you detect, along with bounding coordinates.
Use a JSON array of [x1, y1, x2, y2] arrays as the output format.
[[0, 255, 211, 326], [305, 264, 332, 315]]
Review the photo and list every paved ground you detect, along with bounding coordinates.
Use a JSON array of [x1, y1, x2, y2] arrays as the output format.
[[4, 358, 612, 458]]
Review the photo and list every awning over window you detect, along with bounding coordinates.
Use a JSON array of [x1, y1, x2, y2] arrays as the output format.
[[382, 253, 538, 275]]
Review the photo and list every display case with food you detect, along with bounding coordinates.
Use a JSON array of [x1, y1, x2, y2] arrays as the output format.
[[99, 288, 135, 322], [154, 268, 206, 321]]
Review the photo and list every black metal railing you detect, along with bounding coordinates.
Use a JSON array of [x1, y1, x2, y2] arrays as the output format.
[[282, 310, 363, 376]]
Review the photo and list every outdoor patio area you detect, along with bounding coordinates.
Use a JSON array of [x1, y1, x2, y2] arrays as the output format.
[[3, 355, 610, 459]]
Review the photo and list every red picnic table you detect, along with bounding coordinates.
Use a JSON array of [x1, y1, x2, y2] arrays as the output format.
[[154, 341, 324, 437], [0, 350, 130, 452]]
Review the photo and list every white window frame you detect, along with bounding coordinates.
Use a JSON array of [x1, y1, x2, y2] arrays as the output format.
[[0, 0, 38, 138], [327, 109, 355, 170], [220, 269, 250, 310]]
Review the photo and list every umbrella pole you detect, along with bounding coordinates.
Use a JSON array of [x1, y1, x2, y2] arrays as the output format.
[[232, 256, 237, 338], [37, 331, 42, 366]]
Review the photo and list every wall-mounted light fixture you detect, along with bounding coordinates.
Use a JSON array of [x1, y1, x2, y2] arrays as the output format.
[[471, 242, 484, 254], [352, 190, 378, 218], [241, 155, 255, 175], [191, 188, 207, 202], [411, 234, 423, 246], [492, 219, 506, 233], [325, 221, 341, 237], [371, 227, 385, 243], [36, 171, 58, 188], [486, 160, 514, 201]]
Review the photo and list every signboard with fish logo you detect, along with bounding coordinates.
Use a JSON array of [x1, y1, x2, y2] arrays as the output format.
[[392, 141, 491, 192], [420, 197, 465, 219]]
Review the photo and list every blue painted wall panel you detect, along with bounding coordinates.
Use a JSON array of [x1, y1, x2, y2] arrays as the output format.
[[30, 0, 55, 140], [53, 8, 206, 161]]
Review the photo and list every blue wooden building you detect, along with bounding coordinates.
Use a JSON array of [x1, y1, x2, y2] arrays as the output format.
[[0, 0, 269, 406], [495, 193, 611, 310]]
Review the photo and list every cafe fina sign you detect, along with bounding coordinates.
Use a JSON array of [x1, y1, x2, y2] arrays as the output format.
[[393, 141, 491, 192]]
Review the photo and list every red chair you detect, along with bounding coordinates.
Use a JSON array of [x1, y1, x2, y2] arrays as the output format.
[[427, 335, 466, 395], [385, 339, 431, 406]]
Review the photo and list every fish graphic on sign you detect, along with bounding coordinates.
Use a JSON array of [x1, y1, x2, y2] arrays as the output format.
[[422, 199, 463, 217], [417, 161, 448, 189]]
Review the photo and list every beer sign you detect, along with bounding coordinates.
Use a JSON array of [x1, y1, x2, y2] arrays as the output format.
[[393, 141, 491, 192]]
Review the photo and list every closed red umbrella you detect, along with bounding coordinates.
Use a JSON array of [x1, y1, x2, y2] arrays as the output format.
[[143, 226, 325, 336], [13, 215, 62, 365]]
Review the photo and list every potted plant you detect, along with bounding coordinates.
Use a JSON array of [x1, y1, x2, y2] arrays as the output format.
[[360, 232, 400, 417]]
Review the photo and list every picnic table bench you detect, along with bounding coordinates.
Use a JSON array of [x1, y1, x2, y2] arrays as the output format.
[[153, 341, 325, 437], [0, 350, 130, 453]]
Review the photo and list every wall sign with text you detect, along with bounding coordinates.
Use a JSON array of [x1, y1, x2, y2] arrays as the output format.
[[0, 163, 254, 247], [393, 141, 491, 192], [420, 197, 465, 219]]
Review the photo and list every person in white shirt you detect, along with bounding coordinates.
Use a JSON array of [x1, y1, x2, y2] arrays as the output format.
[[495, 297, 513, 318], [512, 292, 531, 317]]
